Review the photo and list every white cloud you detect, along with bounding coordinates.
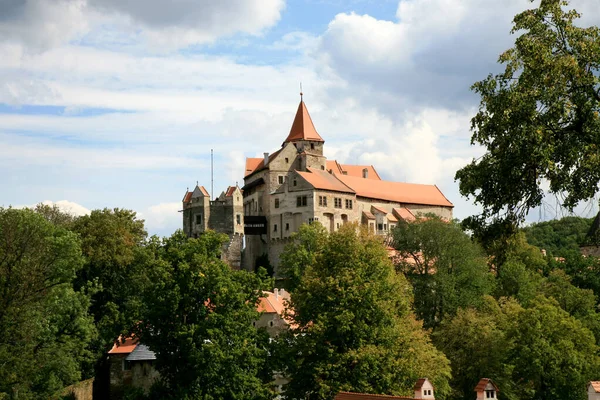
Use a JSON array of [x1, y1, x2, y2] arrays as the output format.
[[12, 200, 91, 217], [139, 202, 181, 235], [0, 0, 285, 52]]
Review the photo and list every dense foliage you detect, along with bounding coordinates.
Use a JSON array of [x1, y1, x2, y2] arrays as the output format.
[[455, 0, 600, 243], [279, 223, 451, 400], [522, 216, 593, 257]]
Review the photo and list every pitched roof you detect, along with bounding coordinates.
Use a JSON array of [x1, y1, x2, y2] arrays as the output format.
[[108, 336, 138, 354], [257, 289, 290, 315], [191, 185, 209, 197], [125, 344, 156, 361], [371, 205, 388, 215], [296, 168, 355, 194], [589, 382, 600, 393], [335, 392, 413, 400], [225, 186, 237, 197], [413, 378, 431, 390], [335, 174, 453, 208], [182, 191, 192, 203], [325, 160, 382, 180], [387, 214, 398, 222], [363, 211, 375, 220], [283, 100, 324, 145], [474, 378, 499, 393], [393, 207, 416, 222], [244, 149, 284, 178]]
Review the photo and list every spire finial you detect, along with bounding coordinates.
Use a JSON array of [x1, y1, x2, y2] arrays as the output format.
[[300, 82, 303, 100], [196, 180, 198, 186]]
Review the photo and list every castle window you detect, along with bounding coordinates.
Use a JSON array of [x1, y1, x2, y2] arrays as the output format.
[[384, 223, 387, 230], [321, 165, 325, 170], [278, 176, 284, 184], [293, 179, 297, 187], [273, 224, 278, 232], [310, 143, 315, 150], [319, 196, 327, 207], [286, 223, 290, 231], [236, 214, 241, 225], [269, 321, 274, 327], [195, 214, 202, 225], [296, 196, 307, 207], [337, 223, 340, 229], [285, 158, 289, 163], [275, 198, 280, 208], [378, 223, 383, 231], [345, 199, 353, 209], [334, 198, 342, 208]]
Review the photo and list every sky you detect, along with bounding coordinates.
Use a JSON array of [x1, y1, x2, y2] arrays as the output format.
[[1, 0, 599, 237]]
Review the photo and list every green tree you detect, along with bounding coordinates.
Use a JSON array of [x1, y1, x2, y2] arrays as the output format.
[[392, 216, 495, 328], [494, 259, 543, 306], [508, 296, 599, 400], [281, 224, 451, 400], [71, 208, 148, 346], [279, 222, 328, 292], [455, 0, 600, 243], [0, 208, 95, 399], [138, 230, 273, 400], [522, 216, 594, 257]]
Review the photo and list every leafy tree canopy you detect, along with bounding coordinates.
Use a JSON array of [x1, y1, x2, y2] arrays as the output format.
[[522, 216, 594, 257], [456, 0, 600, 243], [392, 216, 495, 328], [0, 208, 95, 399], [138, 230, 274, 400], [281, 224, 450, 400]]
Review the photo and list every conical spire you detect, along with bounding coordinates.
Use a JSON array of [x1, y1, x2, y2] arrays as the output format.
[[282, 98, 324, 146]]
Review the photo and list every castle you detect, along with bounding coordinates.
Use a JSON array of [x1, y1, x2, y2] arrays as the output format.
[[183, 96, 453, 274]]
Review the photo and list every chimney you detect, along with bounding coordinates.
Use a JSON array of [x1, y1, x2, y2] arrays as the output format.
[[362, 168, 369, 179], [274, 288, 279, 299], [264, 152, 269, 165]]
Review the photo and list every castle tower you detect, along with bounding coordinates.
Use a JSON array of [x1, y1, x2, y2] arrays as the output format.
[[182, 185, 210, 237], [282, 97, 326, 172]]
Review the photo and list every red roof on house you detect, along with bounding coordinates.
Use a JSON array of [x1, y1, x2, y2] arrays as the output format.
[[363, 211, 376, 220], [244, 149, 284, 178], [182, 191, 192, 203], [283, 100, 324, 145], [297, 168, 355, 194], [335, 392, 413, 400], [108, 336, 139, 354], [326, 160, 381, 180], [225, 186, 237, 196], [257, 289, 290, 314], [336, 174, 453, 208], [474, 378, 499, 393], [371, 205, 388, 215]]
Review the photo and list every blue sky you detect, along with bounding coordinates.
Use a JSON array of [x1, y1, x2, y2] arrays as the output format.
[[1, 0, 599, 236]]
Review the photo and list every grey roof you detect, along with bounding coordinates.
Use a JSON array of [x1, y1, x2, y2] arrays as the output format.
[[125, 344, 156, 361]]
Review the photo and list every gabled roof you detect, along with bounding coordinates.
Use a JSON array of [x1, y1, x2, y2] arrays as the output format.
[[126, 344, 156, 361], [191, 185, 209, 198], [108, 336, 138, 354], [296, 168, 355, 194], [589, 381, 600, 393], [336, 174, 453, 208], [371, 205, 388, 215], [326, 160, 382, 180], [283, 100, 324, 145], [225, 186, 238, 197], [393, 207, 416, 222], [363, 211, 376, 220], [244, 148, 283, 178], [474, 378, 499, 393], [335, 392, 412, 400], [257, 289, 290, 315], [182, 191, 192, 203]]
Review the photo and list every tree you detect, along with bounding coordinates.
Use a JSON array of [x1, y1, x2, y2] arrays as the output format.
[[138, 230, 273, 400], [392, 216, 495, 328], [281, 224, 451, 400], [71, 208, 148, 346], [522, 216, 594, 257], [455, 0, 600, 243], [279, 222, 328, 292], [508, 296, 599, 400], [0, 208, 95, 399]]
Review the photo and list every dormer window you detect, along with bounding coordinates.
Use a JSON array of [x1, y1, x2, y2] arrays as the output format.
[[486, 390, 495, 398]]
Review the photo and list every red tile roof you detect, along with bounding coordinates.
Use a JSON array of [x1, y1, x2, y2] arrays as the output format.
[[244, 149, 284, 178], [182, 191, 192, 203], [363, 211, 375, 220], [393, 207, 416, 222], [326, 160, 382, 180], [589, 382, 600, 393], [371, 205, 388, 215], [257, 289, 290, 314], [297, 168, 355, 194], [335, 392, 413, 400], [413, 379, 427, 390], [387, 214, 398, 222], [197, 186, 209, 197], [108, 336, 138, 354], [225, 186, 237, 196], [283, 100, 324, 145], [474, 378, 499, 393], [336, 174, 453, 208]]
